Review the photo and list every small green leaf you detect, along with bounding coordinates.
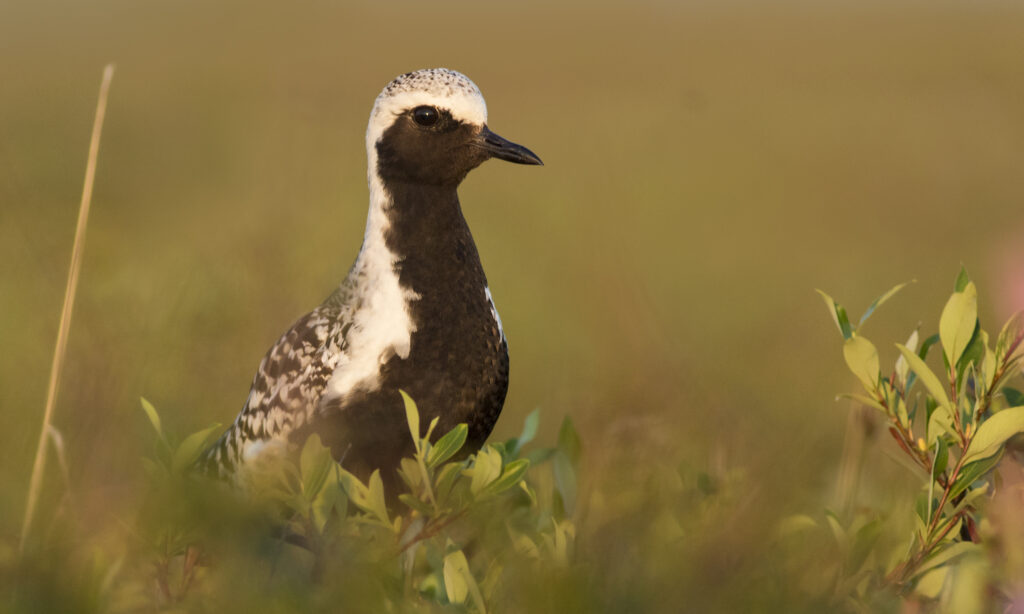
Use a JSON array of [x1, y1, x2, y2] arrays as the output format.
[[425, 416, 439, 443], [469, 446, 503, 495], [927, 404, 955, 446], [338, 467, 371, 509], [950, 483, 989, 518], [939, 281, 978, 367], [836, 393, 887, 414], [366, 469, 390, 526], [511, 409, 541, 455], [311, 468, 344, 532], [139, 397, 162, 437], [519, 479, 538, 506], [915, 566, 950, 599], [553, 450, 577, 516], [824, 509, 847, 551], [1004, 388, 1024, 407], [480, 458, 530, 497], [549, 519, 575, 566], [981, 331, 997, 391], [954, 265, 970, 292], [399, 457, 421, 490], [955, 323, 984, 379], [172, 423, 221, 475], [443, 549, 470, 604], [912, 515, 928, 547], [399, 493, 433, 517], [419, 573, 442, 599], [962, 406, 1024, 464], [843, 334, 880, 391], [919, 333, 941, 360], [895, 397, 910, 429], [914, 541, 981, 580], [950, 453, 1003, 499], [300, 434, 334, 499], [434, 462, 463, 504], [896, 344, 952, 411], [858, 281, 913, 329], [400, 390, 421, 455], [914, 491, 929, 526], [525, 447, 556, 466], [895, 328, 920, 388], [428, 423, 468, 468], [816, 289, 853, 340], [932, 438, 948, 480]]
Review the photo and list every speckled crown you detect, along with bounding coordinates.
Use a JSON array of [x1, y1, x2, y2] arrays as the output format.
[[367, 68, 489, 144], [379, 68, 482, 100]]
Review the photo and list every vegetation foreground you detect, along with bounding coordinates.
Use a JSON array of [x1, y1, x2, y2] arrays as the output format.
[[3, 269, 1024, 612]]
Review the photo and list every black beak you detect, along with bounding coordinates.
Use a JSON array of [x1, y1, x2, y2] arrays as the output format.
[[474, 125, 543, 165]]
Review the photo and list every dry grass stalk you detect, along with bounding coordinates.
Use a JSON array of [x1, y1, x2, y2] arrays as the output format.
[[19, 64, 116, 554]]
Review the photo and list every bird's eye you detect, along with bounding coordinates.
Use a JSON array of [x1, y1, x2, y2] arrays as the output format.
[[412, 106, 439, 127]]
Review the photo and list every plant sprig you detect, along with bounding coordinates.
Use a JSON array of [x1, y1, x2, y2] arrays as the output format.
[[818, 267, 1024, 598]]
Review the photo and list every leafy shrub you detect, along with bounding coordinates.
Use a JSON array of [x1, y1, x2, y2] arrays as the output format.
[[9, 268, 1023, 613], [805, 267, 1024, 610], [114, 393, 582, 612]]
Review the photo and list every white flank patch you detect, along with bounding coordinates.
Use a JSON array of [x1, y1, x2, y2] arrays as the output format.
[[485, 286, 505, 341]]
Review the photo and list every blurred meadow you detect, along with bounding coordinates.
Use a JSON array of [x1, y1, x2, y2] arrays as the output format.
[[3, 0, 1024, 610]]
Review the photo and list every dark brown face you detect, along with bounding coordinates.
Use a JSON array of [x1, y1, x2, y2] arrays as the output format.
[[374, 105, 542, 187]]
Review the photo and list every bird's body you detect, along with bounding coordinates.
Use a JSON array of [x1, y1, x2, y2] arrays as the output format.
[[201, 69, 540, 486]]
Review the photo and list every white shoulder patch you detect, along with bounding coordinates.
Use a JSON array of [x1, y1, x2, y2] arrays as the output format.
[[324, 178, 419, 402]]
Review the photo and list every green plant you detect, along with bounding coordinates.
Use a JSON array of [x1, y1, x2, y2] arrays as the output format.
[[814, 268, 1024, 608], [128, 393, 580, 612]]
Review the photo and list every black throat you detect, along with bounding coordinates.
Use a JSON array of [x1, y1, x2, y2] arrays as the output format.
[[383, 180, 485, 294], [372, 175, 508, 445]]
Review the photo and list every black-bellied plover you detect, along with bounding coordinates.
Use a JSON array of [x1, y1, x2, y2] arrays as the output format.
[[201, 68, 541, 488]]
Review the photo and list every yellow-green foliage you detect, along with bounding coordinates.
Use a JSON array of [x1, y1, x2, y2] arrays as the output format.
[[808, 268, 1024, 610], [7, 273, 1024, 612], [110, 395, 582, 613]]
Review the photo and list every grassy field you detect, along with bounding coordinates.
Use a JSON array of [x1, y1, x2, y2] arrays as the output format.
[[3, 0, 1024, 610]]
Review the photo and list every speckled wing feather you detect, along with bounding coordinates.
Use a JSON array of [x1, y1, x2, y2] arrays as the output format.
[[200, 284, 357, 477]]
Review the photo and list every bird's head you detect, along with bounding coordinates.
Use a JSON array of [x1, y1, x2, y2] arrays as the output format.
[[366, 68, 542, 187]]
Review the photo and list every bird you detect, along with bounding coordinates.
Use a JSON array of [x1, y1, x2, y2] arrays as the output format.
[[200, 68, 542, 491]]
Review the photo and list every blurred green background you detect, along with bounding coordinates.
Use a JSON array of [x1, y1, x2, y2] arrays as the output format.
[[3, 0, 1024, 592]]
